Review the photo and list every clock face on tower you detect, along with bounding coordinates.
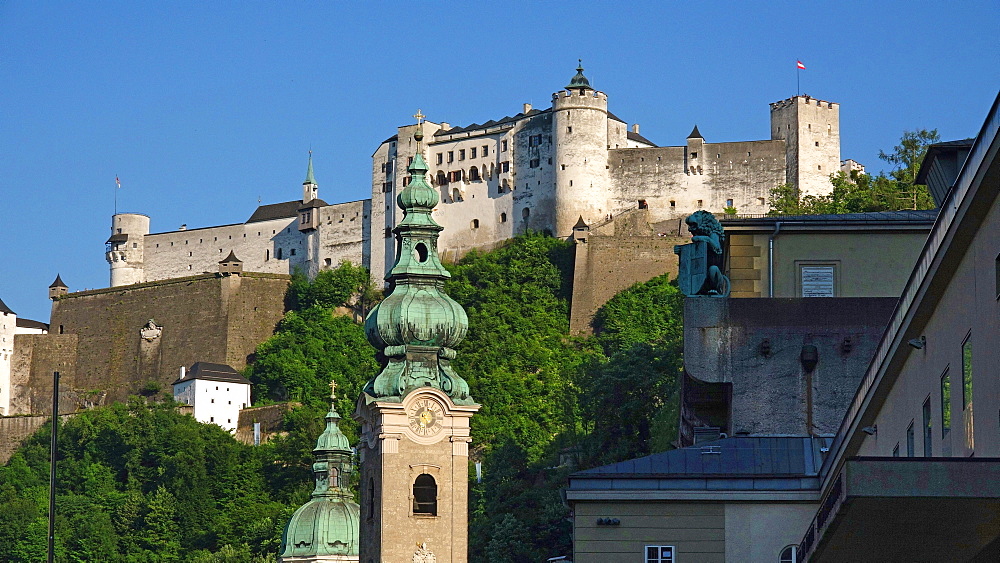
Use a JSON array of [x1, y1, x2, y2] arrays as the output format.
[[407, 398, 444, 437]]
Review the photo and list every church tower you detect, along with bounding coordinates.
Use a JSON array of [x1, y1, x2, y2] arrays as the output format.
[[355, 123, 479, 563], [280, 382, 361, 562]]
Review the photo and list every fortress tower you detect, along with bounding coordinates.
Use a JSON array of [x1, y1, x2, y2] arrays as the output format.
[[770, 95, 841, 197], [106, 213, 150, 286], [552, 63, 614, 236]]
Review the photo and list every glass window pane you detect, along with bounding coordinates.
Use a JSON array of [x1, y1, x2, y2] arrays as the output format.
[[941, 370, 951, 436]]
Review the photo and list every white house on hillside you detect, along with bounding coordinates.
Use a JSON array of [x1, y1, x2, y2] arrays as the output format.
[[172, 362, 251, 432]]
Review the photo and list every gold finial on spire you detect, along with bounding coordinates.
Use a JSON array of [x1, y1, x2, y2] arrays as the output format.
[[329, 379, 337, 401]]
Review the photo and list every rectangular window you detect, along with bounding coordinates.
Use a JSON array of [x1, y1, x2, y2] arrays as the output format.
[[501, 140, 508, 152], [941, 369, 951, 437], [906, 421, 915, 457], [923, 397, 932, 456], [529, 158, 540, 168], [470, 147, 477, 158], [726, 198, 734, 207], [482, 145, 488, 156], [501, 161, 510, 173], [690, 152, 698, 158], [459, 149, 465, 160], [447, 151, 454, 163], [645, 545, 675, 563], [436, 153, 443, 165]]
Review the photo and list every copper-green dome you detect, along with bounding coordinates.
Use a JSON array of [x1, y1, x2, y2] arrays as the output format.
[[280, 499, 360, 559], [566, 60, 593, 91]]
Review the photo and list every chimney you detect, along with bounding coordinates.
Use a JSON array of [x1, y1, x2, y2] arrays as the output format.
[[179, 366, 186, 380], [523, 103, 532, 113], [440, 122, 450, 131], [179, 224, 187, 231], [632, 123, 640, 134]]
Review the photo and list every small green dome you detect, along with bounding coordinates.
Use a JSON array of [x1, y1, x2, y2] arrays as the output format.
[[280, 498, 360, 559], [566, 60, 593, 90], [396, 152, 438, 210], [314, 409, 351, 453]]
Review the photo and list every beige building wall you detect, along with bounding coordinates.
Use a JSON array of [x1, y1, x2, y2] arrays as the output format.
[[573, 501, 725, 563], [724, 503, 815, 561], [726, 230, 929, 298], [858, 197, 1000, 459]]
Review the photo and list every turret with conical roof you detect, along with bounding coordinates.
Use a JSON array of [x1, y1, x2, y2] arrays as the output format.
[[49, 274, 68, 300], [303, 151, 318, 204], [362, 125, 473, 404], [279, 382, 360, 562]]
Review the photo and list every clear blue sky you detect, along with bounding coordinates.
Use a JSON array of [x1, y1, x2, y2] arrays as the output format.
[[2, 1, 997, 322]]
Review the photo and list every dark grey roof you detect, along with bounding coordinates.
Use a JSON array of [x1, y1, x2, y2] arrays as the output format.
[[106, 233, 128, 243], [573, 216, 589, 229], [49, 274, 67, 289], [16, 318, 48, 331], [246, 200, 302, 223], [627, 130, 656, 147], [688, 125, 703, 139], [572, 437, 831, 480], [606, 111, 627, 124], [914, 138, 975, 185], [433, 108, 549, 138], [219, 250, 241, 263], [723, 209, 939, 225], [172, 361, 251, 386], [0, 297, 14, 315], [298, 198, 328, 210]]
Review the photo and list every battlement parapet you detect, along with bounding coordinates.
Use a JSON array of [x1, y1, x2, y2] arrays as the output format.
[[770, 95, 839, 111], [552, 89, 608, 106]]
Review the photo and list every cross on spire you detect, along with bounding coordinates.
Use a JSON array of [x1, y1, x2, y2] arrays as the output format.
[[329, 379, 337, 401], [413, 109, 425, 125]]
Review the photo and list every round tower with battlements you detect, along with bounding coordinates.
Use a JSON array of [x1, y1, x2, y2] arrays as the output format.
[[551, 62, 614, 237], [106, 213, 150, 286]]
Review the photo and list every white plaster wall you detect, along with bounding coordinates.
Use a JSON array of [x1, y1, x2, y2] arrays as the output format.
[[182, 378, 250, 432], [552, 89, 613, 236], [108, 213, 150, 286], [0, 311, 14, 416]]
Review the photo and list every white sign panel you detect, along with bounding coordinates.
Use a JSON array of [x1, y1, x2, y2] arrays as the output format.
[[801, 266, 835, 297]]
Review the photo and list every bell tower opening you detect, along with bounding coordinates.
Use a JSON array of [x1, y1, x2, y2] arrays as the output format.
[[412, 474, 437, 515]]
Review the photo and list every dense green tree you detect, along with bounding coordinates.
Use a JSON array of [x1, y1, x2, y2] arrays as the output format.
[[769, 128, 939, 215]]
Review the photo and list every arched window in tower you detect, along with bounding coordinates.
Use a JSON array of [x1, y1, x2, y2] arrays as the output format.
[[469, 166, 480, 181], [412, 474, 437, 515], [329, 467, 339, 488], [452, 188, 462, 202], [437, 171, 447, 186], [522, 207, 530, 220]]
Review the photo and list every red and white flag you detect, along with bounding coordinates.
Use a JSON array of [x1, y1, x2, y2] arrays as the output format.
[[115, 176, 121, 189], [797, 60, 806, 70]]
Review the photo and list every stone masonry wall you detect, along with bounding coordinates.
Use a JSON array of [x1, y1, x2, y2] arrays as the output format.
[[570, 210, 689, 335], [46, 273, 287, 406]]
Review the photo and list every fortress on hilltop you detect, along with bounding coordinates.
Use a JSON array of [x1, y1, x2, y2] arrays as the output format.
[[105, 64, 845, 286]]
